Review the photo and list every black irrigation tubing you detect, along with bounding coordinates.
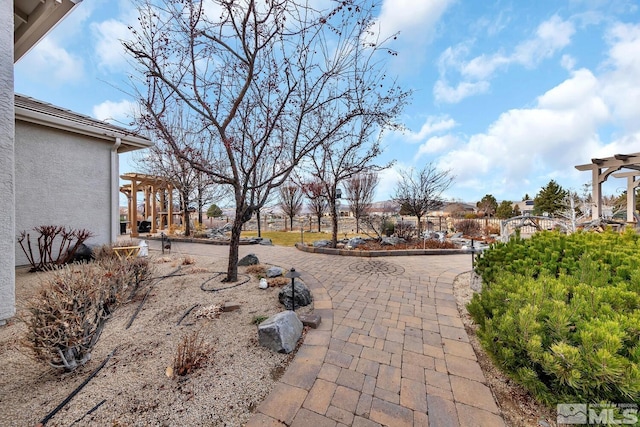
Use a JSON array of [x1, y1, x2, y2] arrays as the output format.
[[200, 272, 252, 292], [37, 349, 116, 427], [70, 398, 106, 426], [126, 266, 182, 330], [176, 304, 200, 326]]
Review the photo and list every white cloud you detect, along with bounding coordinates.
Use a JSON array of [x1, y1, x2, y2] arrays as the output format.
[[561, 54, 576, 70], [91, 19, 132, 73], [433, 67, 607, 198], [433, 80, 490, 104], [600, 22, 640, 132], [416, 134, 459, 157], [368, 0, 454, 73], [374, 0, 453, 42], [404, 116, 457, 143], [434, 15, 575, 103], [17, 38, 85, 84], [375, 166, 404, 200], [512, 16, 575, 67], [93, 99, 138, 124]]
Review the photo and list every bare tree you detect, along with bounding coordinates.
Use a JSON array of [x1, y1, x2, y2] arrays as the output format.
[[133, 112, 201, 236], [393, 164, 454, 237], [302, 180, 328, 232], [345, 172, 379, 233], [125, 0, 407, 280], [278, 182, 303, 231]]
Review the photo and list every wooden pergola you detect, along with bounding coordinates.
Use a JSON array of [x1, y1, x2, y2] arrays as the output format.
[[120, 173, 174, 237], [576, 153, 640, 222]]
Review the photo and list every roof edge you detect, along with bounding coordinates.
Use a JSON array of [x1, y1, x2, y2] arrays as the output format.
[[14, 94, 153, 152]]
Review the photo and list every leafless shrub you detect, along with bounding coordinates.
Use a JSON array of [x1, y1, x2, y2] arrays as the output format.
[[23, 265, 112, 371], [173, 330, 211, 376], [268, 277, 290, 287], [395, 221, 417, 240], [245, 264, 267, 276], [97, 257, 154, 303], [23, 257, 153, 371], [455, 219, 482, 236], [93, 244, 118, 262], [17, 226, 94, 272], [181, 255, 196, 265]]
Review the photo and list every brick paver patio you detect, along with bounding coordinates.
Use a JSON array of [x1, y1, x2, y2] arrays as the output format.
[[145, 239, 505, 427]]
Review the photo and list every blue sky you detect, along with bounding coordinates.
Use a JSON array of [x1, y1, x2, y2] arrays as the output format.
[[14, 0, 640, 204]]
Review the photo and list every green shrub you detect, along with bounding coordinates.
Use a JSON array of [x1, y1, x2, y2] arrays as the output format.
[[468, 230, 640, 405]]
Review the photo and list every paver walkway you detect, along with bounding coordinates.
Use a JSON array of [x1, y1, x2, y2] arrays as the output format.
[[145, 239, 505, 427]]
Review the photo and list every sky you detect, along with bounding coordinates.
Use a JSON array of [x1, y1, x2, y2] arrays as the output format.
[[14, 0, 640, 205]]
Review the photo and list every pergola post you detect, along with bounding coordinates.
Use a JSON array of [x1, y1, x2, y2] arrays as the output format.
[[151, 185, 157, 233], [131, 179, 139, 237], [168, 184, 174, 230], [612, 171, 640, 224]]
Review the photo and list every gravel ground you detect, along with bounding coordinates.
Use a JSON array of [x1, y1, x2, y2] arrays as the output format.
[[0, 252, 311, 427]]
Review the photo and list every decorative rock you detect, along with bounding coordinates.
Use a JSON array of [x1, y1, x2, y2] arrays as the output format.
[[347, 237, 367, 249], [266, 266, 284, 278], [259, 238, 273, 246], [237, 253, 259, 266], [70, 243, 93, 262], [222, 302, 241, 312], [259, 278, 269, 289], [381, 236, 406, 246], [258, 311, 303, 353], [298, 313, 322, 329], [312, 240, 331, 248], [278, 278, 313, 310]]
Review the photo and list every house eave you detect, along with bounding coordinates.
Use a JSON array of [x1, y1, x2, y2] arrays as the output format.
[[15, 101, 152, 152]]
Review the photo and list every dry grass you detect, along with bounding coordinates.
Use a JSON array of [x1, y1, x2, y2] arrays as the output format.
[[172, 330, 212, 377]]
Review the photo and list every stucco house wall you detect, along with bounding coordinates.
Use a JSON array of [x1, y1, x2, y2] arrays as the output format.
[[1, 0, 16, 321], [14, 121, 113, 266]]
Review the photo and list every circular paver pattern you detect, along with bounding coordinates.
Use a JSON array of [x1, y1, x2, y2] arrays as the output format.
[[348, 259, 405, 276]]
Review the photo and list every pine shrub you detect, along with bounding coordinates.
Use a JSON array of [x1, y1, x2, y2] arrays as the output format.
[[468, 230, 640, 405]]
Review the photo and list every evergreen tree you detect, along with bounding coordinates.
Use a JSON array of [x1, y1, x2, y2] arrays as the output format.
[[207, 204, 223, 218], [477, 194, 498, 217], [533, 180, 567, 216], [495, 200, 515, 219]]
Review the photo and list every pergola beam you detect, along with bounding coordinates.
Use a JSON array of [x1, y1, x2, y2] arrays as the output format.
[[576, 153, 640, 221]]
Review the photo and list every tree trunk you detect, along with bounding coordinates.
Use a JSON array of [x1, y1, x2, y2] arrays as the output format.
[[356, 216, 360, 233], [330, 200, 338, 248], [182, 197, 192, 237], [256, 209, 262, 238], [316, 215, 322, 232], [416, 214, 422, 237], [289, 216, 294, 232], [225, 213, 244, 282]]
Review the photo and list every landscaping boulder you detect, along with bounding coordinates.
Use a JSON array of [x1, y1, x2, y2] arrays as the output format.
[[70, 243, 93, 262], [259, 238, 273, 246], [278, 278, 313, 310], [266, 266, 284, 278], [312, 240, 331, 248], [347, 237, 367, 249], [381, 236, 406, 246], [237, 253, 259, 266], [258, 311, 303, 353]]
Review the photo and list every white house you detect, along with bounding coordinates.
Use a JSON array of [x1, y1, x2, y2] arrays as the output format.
[[14, 95, 152, 265], [1, 0, 152, 323]]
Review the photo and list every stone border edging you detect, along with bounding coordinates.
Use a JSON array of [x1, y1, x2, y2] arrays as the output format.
[[294, 242, 470, 257]]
